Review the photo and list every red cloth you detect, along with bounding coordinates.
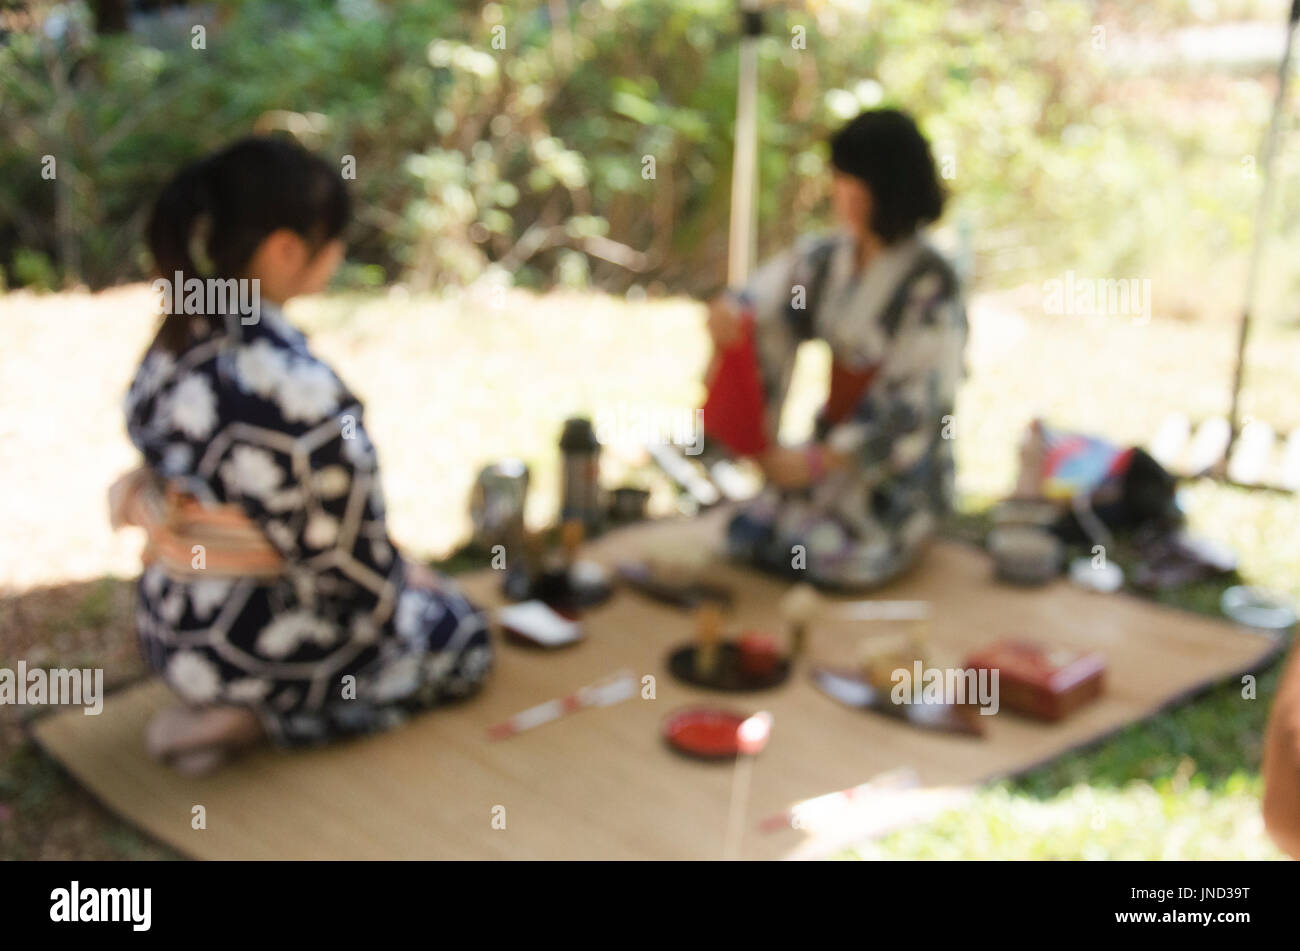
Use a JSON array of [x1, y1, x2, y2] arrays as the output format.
[[702, 313, 881, 457], [701, 310, 770, 457], [822, 360, 878, 428]]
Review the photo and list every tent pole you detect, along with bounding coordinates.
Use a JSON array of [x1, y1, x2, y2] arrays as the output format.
[[727, 0, 764, 288], [1226, 0, 1300, 457]]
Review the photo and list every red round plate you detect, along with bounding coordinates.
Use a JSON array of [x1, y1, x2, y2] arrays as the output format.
[[662, 707, 747, 760]]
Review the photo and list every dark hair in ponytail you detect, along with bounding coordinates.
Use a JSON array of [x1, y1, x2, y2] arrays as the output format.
[[147, 135, 350, 353]]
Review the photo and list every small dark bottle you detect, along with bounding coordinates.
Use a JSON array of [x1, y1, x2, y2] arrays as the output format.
[[531, 520, 584, 616], [559, 416, 602, 536]]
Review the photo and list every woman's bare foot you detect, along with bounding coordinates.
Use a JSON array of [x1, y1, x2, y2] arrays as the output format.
[[168, 747, 230, 777], [146, 705, 265, 775]]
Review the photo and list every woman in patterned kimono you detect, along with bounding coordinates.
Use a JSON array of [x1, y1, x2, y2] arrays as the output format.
[[706, 109, 967, 590], [111, 137, 491, 773]]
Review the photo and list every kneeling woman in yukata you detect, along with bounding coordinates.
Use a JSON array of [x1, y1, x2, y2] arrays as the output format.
[[705, 109, 967, 590], [110, 138, 492, 773]]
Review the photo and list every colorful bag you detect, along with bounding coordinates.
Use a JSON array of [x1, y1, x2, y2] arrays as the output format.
[[1021, 421, 1179, 541]]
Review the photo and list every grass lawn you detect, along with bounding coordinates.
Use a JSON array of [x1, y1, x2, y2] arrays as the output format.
[[0, 284, 1295, 859]]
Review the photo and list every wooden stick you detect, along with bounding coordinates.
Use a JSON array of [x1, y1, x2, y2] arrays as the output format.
[[780, 584, 929, 622], [723, 748, 755, 860], [694, 602, 724, 678], [727, 0, 764, 287], [724, 711, 771, 859], [818, 601, 931, 622], [1227, 0, 1300, 459], [780, 583, 931, 658], [560, 519, 584, 568], [487, 669, 636, 740]]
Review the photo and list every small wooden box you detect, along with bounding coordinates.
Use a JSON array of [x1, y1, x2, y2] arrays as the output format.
[[964, 640, 1106, 722]]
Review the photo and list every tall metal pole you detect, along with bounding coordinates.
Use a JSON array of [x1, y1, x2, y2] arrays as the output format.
[[727, 0, 764, 288], [1226, 0, 1299, 451]]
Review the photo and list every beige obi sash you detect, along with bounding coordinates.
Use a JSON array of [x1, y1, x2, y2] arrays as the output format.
[[109, 467, 286, 580]]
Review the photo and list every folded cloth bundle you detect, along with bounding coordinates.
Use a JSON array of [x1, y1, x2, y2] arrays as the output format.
[[700, 309, 879, 458], [701, 310, 769, 458], [1011, 419, 1179, 543]]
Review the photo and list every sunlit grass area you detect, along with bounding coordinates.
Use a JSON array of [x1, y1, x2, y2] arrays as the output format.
[[0, 285, 1296, 859], [866, 776, 1280, 860]]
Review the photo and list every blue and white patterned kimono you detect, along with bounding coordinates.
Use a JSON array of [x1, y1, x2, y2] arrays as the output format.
[[124, 306, 491, 746], [726, 232, 967, 590]]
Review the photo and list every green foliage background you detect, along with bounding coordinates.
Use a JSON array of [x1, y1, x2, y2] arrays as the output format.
[[1, 0, 1297, 317]]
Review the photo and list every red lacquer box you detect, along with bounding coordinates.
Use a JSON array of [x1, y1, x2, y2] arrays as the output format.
[[964, 640, 1106, 722]]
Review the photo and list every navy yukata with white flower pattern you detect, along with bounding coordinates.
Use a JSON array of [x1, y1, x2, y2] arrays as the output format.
[[125, 307, 491, 746]]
